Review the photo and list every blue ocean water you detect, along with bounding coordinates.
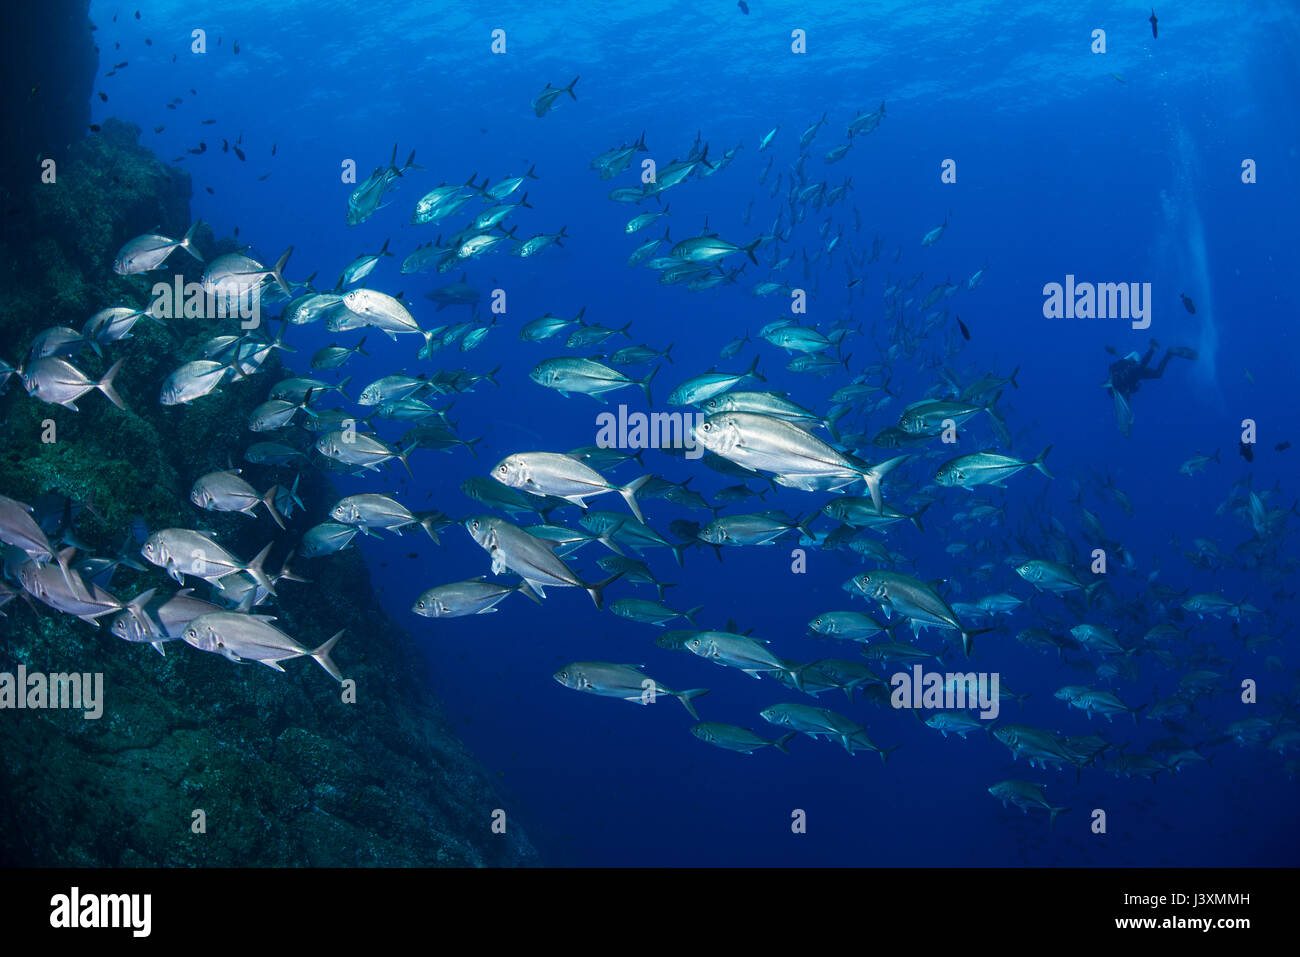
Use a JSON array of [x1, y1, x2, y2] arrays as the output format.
[[87, 0, 1299, 866]]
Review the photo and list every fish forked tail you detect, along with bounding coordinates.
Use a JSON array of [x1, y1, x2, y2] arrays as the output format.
[[961, 625, 998, 657], [619, 474, 651, 524], [396, 442, 418, 479], [179, 220, 205, 262], [583, 569, 625, 609], [859, 453, 909, 514], [683, 604, 705, 627], [96, 358, 127, 410], [1032, 445, 1054, 479], [772, 731, 797, 754], [908, 500, 931, 533], [244, 542, 278, 598], [565, 75, 580, 99], [416, 511, 444, 544], [877, 743, 903, 766], [743, 353, 765, 383], [1048, 805, 1070, 828], [672, 687, 709, 719], [639, 364, 659, 406], [310, 629, 345, 682], [260, 484, 287, 530], [270, 246, 294, 297]]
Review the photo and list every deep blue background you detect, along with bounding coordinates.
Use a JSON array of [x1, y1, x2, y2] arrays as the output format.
[[87, 0, 1299, 865]]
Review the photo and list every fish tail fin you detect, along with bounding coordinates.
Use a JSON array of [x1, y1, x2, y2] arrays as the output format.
[[96, 358, 127, 410], [861, 453, 908, 514], [486, 364, 502, 388], [271, 245, 294, 297], [670, 541, 689, 568], [125, 587, 157, 619], [416, 513, 442, 544], [1008, 365, 1020, 389], [962, 626, 997, 657], [639, 364, 659, 405], [379, 237, 392, 257], [744, 354, 765, 382], [334, 375, 352, 404], [179, 219, 205, 261], [619, 474, 651, 523], [246, 542, 277, 597], [663, 342, 675, 364], [1033, 444, 1054, 479], [355, 335, 369, 357], [674, 688, 709, 720], [1049, 806, 1070, 828], [566, 75, 579, 99], [584, 570, 625, 610], [398, 443, 418, 479], [773, 732, 796, 754], [908, 501, 930, 533], [462, 436, 483, 459], [743, 238, 760, 265], [879, 744, 902, 766], [683, 604, 705, 627], [261, 485, 286, 530], [310, 629, 345, 682]]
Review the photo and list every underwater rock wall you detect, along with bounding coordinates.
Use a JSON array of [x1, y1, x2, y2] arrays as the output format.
[[0, 115, 537, 864], [1, 2, 97, 194]]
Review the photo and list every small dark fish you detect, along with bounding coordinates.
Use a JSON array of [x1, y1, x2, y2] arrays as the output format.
[[154, 125, 164, 132], [233, 226, 239, 237], [738, 0, 749, 12], [257, 172, 270, 181], [190, 88, 197, 95], [166, 103, 176, 110], [171, 155, 184, 162], [957, 316, 971, 340], [201, 118, 216, 125], [1276, 441, 1292, 452], [379, 562, 388, 568], [222, 139, 229, 152], [115, 61, 128, 69], [28, 85, 39, 100], [271, 143, 277, 156], [233, 40, 240, 54], [406, 553, 418, 559], [114, 41, 119, 49], [205, 187, 214, 194], [171, 54, 177, 62], [98, 91, 107, 101], [135, 9, 141, 18], [88, 124, 101, 132], [187, 145, 204, 155], [233, 146, 246, 161], [105, 70, 116, 77], [145, 38, 152, 45], [237, 132, 243, 145], [1149, 9, 1158, 38], [1180, 293, 1196, 314], [1239, 441, 1254, 463], [172, 97, 183, 104]]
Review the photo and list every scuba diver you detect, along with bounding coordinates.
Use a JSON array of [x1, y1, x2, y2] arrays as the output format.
[[1103, 339, 1197, 435]]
